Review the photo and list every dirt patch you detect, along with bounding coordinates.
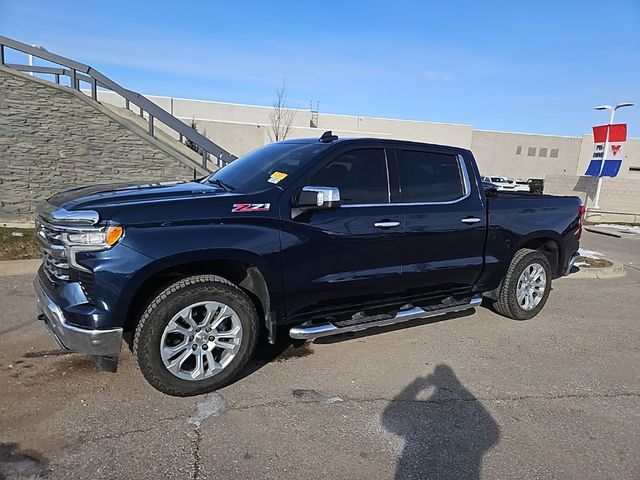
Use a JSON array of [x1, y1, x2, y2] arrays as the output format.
[[23, 350, 74, 359], [0, 228, 40, 261], [576, 256, 613, 268]]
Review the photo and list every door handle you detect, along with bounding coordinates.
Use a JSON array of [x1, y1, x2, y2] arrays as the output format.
[[374, 221, 400, 228], [461, 217, 481, 224]]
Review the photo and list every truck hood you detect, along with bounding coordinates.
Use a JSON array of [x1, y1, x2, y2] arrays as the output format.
[[48, 181, 230, 211]]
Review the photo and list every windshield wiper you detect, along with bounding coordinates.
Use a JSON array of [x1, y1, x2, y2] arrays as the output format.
[[208, 178, 235, 192]]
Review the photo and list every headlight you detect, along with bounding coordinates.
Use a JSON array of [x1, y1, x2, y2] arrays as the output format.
[[63, 225, 124, 248]]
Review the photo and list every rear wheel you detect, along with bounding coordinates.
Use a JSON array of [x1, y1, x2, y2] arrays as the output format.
[[493, 248, 552, 320], [133, 275, 258, 396]]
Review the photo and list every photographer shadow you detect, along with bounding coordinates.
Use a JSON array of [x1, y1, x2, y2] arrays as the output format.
[[382, 365, 500, 479]]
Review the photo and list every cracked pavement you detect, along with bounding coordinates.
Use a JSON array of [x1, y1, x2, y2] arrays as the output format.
[[1, 235, 639, 479]]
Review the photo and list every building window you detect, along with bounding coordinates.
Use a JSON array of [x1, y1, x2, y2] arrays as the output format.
[[527, 147, 536, 156], [539, 148, 548, 157], [516, 146, 522, 155], [550, 148, 559, 158]]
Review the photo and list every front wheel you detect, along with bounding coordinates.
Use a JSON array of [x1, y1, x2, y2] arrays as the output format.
[[492, 248, 552, 320], [133, 275, 259, 396]]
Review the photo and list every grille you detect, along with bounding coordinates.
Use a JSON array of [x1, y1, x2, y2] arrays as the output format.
[[43, 251, 70, 281], [36, 219, 71, 282]]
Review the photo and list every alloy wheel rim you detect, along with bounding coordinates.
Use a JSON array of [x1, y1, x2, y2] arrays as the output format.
[[160, 301, 243, 381], [516, 263, 547, 311]]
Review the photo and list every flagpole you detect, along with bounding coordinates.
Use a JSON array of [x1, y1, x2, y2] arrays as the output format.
[[592, 108, 615, 209], [592, 102, 634, 210]]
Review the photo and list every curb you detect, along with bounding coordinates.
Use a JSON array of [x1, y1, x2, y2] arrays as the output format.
[[584, 227, 623, 238], [0, 259, 40, 276], [565, 258, 626, 280]]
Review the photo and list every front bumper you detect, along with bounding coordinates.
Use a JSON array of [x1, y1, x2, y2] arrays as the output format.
[[34, 277, 123, 357]]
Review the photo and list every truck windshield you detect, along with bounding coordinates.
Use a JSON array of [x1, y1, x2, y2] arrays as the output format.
[[204, 142, 329, 193]]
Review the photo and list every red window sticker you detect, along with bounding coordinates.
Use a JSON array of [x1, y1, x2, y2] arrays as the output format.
[[232, 203, 271, 213]]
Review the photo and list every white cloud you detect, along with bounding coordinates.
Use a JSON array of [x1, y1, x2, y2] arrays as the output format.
[[420, 70, 454, 82]]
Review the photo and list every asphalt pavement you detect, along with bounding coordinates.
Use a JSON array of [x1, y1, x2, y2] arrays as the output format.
[[581, 230, 640, 270], [1, 234, 638, 479]]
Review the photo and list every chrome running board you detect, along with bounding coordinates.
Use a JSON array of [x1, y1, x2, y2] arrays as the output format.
[[289, 294, 483, 340]]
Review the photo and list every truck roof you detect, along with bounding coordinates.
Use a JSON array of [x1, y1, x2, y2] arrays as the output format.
[[278, 132, 469, 154]]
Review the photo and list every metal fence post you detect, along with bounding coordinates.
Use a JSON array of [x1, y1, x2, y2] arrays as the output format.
[[148, 115, 154, 136], [125, 99, 129, 110], [70, 69, 77, 89], [0, 45, 4, 65], [202, 150, 208, 170], [91, 78, 97, 100]]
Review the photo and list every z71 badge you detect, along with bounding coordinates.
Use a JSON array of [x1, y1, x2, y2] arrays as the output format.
[[232, 203, 271, 213]]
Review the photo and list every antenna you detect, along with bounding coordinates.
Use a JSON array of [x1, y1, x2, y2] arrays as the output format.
[[319, 131, 338, 143]]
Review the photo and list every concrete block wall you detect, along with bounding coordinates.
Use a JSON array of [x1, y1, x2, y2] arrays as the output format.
[[0, 67, 197, 222], [544, 175, 640, 223]]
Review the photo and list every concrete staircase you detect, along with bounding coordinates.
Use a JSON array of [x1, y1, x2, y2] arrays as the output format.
[[100, 102, 207, 169]]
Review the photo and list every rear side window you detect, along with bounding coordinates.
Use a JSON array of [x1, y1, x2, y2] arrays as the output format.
[[396, 150, 465, 203], [308, 149, 389, 205]]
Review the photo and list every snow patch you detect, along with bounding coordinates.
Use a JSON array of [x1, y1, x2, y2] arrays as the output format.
[[578, 248, 603, 259], [188, 392, 226, 427], [595, 224, 640, 234]]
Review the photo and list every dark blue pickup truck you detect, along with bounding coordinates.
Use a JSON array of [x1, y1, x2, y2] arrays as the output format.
[[34, 133, 583, 396]]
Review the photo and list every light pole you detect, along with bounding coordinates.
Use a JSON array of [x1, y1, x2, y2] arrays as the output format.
[[592, 102, 634, 209]]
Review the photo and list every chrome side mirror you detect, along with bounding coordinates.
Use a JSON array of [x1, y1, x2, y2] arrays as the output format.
[[297, 186, 341, 209]]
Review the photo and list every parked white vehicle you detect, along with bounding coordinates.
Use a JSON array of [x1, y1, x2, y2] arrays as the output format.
[[482, 176, 530, 192]]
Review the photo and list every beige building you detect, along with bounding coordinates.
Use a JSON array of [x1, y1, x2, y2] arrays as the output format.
[[88, 91, 640, 221], [94, 91, 639, 182]]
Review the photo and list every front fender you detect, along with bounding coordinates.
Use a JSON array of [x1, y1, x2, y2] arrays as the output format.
[[111, 222, 283, 327]]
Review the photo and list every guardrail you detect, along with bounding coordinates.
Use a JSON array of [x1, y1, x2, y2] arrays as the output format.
[[0, 35, 236, 171], [584, 209, 640, 225]]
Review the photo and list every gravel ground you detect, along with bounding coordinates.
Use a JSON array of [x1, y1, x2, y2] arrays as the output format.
[[0, 235, 638, 479]]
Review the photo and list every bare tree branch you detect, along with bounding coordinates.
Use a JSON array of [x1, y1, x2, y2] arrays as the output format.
[[268, 80, 296, 142]]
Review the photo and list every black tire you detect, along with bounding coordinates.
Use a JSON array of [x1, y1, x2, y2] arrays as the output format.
[[133, 275, 259, 396], [493, 248, 552, 320]]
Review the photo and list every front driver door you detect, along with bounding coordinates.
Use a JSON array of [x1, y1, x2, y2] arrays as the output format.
[[280, 147, 403, 322]]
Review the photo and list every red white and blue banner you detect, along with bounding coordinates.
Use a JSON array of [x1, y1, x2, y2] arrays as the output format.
[[585, 123, 627, 177]]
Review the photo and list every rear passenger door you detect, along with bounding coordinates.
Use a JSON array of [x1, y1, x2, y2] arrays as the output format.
[[394, 148, 486, 297]]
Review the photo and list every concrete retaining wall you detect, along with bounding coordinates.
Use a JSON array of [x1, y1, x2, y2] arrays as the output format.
[[0, 67, 199, 222]]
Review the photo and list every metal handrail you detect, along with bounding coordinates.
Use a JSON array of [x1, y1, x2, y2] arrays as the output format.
[[0, 35, 236, 170]]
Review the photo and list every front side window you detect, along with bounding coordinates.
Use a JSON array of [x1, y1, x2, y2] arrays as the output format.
[[308, 149, 389, 205], [397, 150, 465, 203]]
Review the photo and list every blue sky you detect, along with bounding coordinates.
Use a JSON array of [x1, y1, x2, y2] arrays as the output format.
[[1, 0, 639, 137]]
